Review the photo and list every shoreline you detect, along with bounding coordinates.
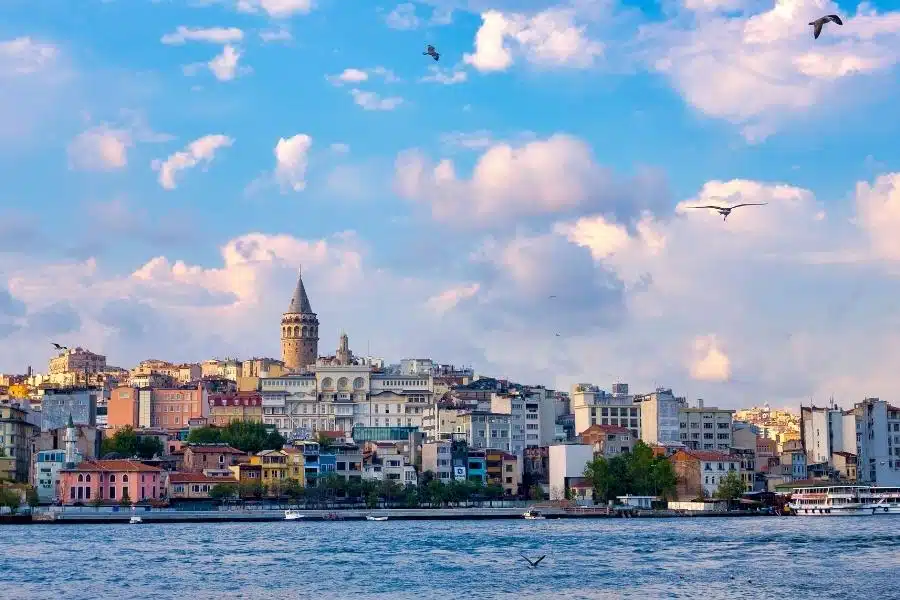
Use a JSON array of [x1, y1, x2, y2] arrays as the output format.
[[2, 508, 772, 525]]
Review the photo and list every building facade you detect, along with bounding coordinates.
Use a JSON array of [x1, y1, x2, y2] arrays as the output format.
[[678, 403, 734, 452], [855, 398, 900, 485], [38, 388, 99, 432], [571, 383, 640, 440], [635, 388, 685, 445], [0, 404, 37, 482], [58, 459, 162, 505]]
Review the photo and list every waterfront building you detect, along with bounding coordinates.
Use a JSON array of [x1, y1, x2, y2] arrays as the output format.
[[290, 440, 320, 484], [580, 424, 636, 458], [37, 388, 99, 432], [0, 403, 37, 482], [228, 461, 262, 489], [166, 472, 232, 500], [57, 459, 162, 505], [634, 388, 686, 445], [281, 446, 305, 482], [832, 451, 857, 480], [466, 452, 486, 483], [31, 420, 100, 502], [319, 441, 363, 484], [571, 382, 640, 440], [669, 449, 739, 500], [182, 444, 245, 473], [456, 411, 513, 452], [208, 391, 263, 426], [250, 449, 290, 493], [853, 398, 900, 486], [523, 446, 549, 487], [548, 443, 593, 501], [421, 440, 453, 482], [362, 442, 417, 485], [678, 401, 734, 452]]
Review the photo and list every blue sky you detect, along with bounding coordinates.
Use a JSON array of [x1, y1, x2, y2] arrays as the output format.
[[2, 0, 900, 408]]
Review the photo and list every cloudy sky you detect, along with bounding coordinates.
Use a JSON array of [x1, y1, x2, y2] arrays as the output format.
[[2, 0, 900, 409]]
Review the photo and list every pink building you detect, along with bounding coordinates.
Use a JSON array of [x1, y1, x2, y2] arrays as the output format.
[[58, 459, 163, 505]]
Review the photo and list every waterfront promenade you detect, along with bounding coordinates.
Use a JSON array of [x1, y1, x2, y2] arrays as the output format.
[[5, 504, 771, 524]]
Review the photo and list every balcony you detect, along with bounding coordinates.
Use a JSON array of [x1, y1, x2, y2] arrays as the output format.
[[334, 393, 353, 403]]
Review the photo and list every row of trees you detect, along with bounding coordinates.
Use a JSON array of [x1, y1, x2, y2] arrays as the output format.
[[186, 422, 285, 454], [101, 426, 164, 459], [0, 487, 39, 514], [209, 474, 509, 508], [582, 441, 678, 503]]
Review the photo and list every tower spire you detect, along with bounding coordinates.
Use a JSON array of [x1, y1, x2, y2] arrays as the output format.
[[287, 266, 313, 314]]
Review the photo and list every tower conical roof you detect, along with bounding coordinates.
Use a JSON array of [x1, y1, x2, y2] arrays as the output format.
[[287, 267, 313, 314]]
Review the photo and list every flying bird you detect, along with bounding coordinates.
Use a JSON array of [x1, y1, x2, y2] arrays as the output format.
[[548, 295, 557, 299], [686, 203, 767, 221], [52, 343, 67, 351], [555, 333, 561, 337], [809, 14, 842, 39], [521, 554, 546, 568], [423, 44, 440, 61]]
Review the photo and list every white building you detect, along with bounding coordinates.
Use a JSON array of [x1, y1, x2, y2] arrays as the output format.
[[457, 412, 512, 452], [855, 398, 900, 485], [634, 387, 685, 445], [678, 401, 734, 452], [548, 443, 594, 501], [800, 404, 856, 466], [571, 382, 640, 439], [259, 345, 433, 439]]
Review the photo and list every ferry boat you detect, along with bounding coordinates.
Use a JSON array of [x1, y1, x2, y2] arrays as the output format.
[[788, 485, 871, 516], [862, 487, 900, 514], [790, 485, 900, 515]]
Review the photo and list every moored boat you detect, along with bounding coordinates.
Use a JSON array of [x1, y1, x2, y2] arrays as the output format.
[[284, 510, 305, 521], [523, 510, 545, 520], [365, 515, 388, 521]]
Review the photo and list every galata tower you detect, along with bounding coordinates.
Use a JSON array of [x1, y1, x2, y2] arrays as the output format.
[[280, 267, 319, 372]]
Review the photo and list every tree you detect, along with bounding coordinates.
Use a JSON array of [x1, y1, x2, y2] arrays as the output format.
[[90, 495, 104, 510], [584, 456, 612, 503], [282, 479, 304, 502], [119, 488, 131, 507], [715, 471, 746, 505], [25, 486, 39, 509], [529, 485, 545, 501], [188, 422, 286, 454], [186, 427, 222, 445], [101, 427, 162, 459], [0, 488, 21, 514], [316, 433, 336, 448], [649, 457, 677, 499], [209, 483, 239, 501]]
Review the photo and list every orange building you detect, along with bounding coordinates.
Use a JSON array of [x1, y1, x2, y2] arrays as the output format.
[[58, 459, 162, 505], [107, 385, 209, 430]]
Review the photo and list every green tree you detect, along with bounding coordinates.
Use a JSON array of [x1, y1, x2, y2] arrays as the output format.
[[529, 484, 545, 501], [90, 495, 104, 510], [188, 422, 286, 454], [238, 482, 264, 499], [209, 483, 238, 501], [626, 442, 655, 495], [186, 427, 222, 445], [25, 486, 39, 508], [649, 457, 678, 499], [715, 470, 746, 505], [583, 456, 612, 503], [119, 488, 131, 507], [0, 488, 21, 514], [101, 427, 162, 459], [282, 479, 304, 502]]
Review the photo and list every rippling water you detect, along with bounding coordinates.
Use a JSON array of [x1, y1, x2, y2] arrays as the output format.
[[2, 516, 898, 599]]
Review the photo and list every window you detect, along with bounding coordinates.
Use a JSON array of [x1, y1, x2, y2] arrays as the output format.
[[109, 487, 116, 499], [122, 474, 129, 483]]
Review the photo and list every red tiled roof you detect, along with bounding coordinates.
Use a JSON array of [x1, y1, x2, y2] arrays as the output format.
[[674, 449, 734, 462], [65, 459, 162, 473], [185, 444, 244, 454], [833, 451, 856, 458], [168, 472, 235, 484], [580, 424, 632, 436]]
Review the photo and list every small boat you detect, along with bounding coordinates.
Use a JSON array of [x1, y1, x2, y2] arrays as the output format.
[[284, 510, 305, 521], [523, 510, 545, 520], [129, 516, 143, 524], [365, 515, 388, 521]]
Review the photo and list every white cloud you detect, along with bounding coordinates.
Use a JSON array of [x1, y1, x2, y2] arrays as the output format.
[[0, 37, 57, 75], [350, 89, 404, 111], [68, 126, 131, 171], [386, 3, 421, 30], [439, 130, 494, 150], [464, 8, 603, 72], [326, 66, 398, 86], [419, 65, 468, 84], [260, 27, 292, 43], [329, 143, 350, 154], [426, 283, 480, 314], [394, 134, 605, 223], [152, 134, 234, 190], [430, 7, 453, 25], [161, 26, 244, 45], [855, 172, 900, 260], [640, 0, 900, 140], [209, 45, 244, 81], [689, 335, 732, 382], [235, 0, 314, 17], [274, 134, 313, 192]]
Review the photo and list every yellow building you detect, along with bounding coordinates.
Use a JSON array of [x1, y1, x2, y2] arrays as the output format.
[[250, 450, 289, 494], [282, 447, 305, 483]]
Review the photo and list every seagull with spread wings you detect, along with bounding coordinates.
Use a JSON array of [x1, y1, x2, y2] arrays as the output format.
[[423, 44, 440, 61], [521, 554, 546, 568], [686, 202, 767, 221], [810, 14, 842, 39], [52, 342, 68, 351]]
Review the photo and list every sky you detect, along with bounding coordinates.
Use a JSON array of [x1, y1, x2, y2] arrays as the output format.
[[2, 0, 900, 409]]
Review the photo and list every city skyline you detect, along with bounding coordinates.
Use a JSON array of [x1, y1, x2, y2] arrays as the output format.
[[2, 1, 900, 409]]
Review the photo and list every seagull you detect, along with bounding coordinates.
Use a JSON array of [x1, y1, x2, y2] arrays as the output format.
[[810, 15, 843, 39], [521, 554, 546, 568], [686, 203, 767, 221], [548, 295, 557, 299], [555, 333, 561, 337], [52, 342, 68, 351], [423, 44, 440, 61]]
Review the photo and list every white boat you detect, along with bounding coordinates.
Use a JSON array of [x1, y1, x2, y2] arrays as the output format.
[[790, 485, 900, 516], [523, 510, 546, 520], [365, 515, 388, 521], [129, 516, 143, 524], [284, 510, 305, 521]]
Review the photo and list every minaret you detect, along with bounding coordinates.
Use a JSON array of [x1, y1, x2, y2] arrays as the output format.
[[281, 266, 319, 372], [64, 414, 78, 467], [336, 330, 351, 366]]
